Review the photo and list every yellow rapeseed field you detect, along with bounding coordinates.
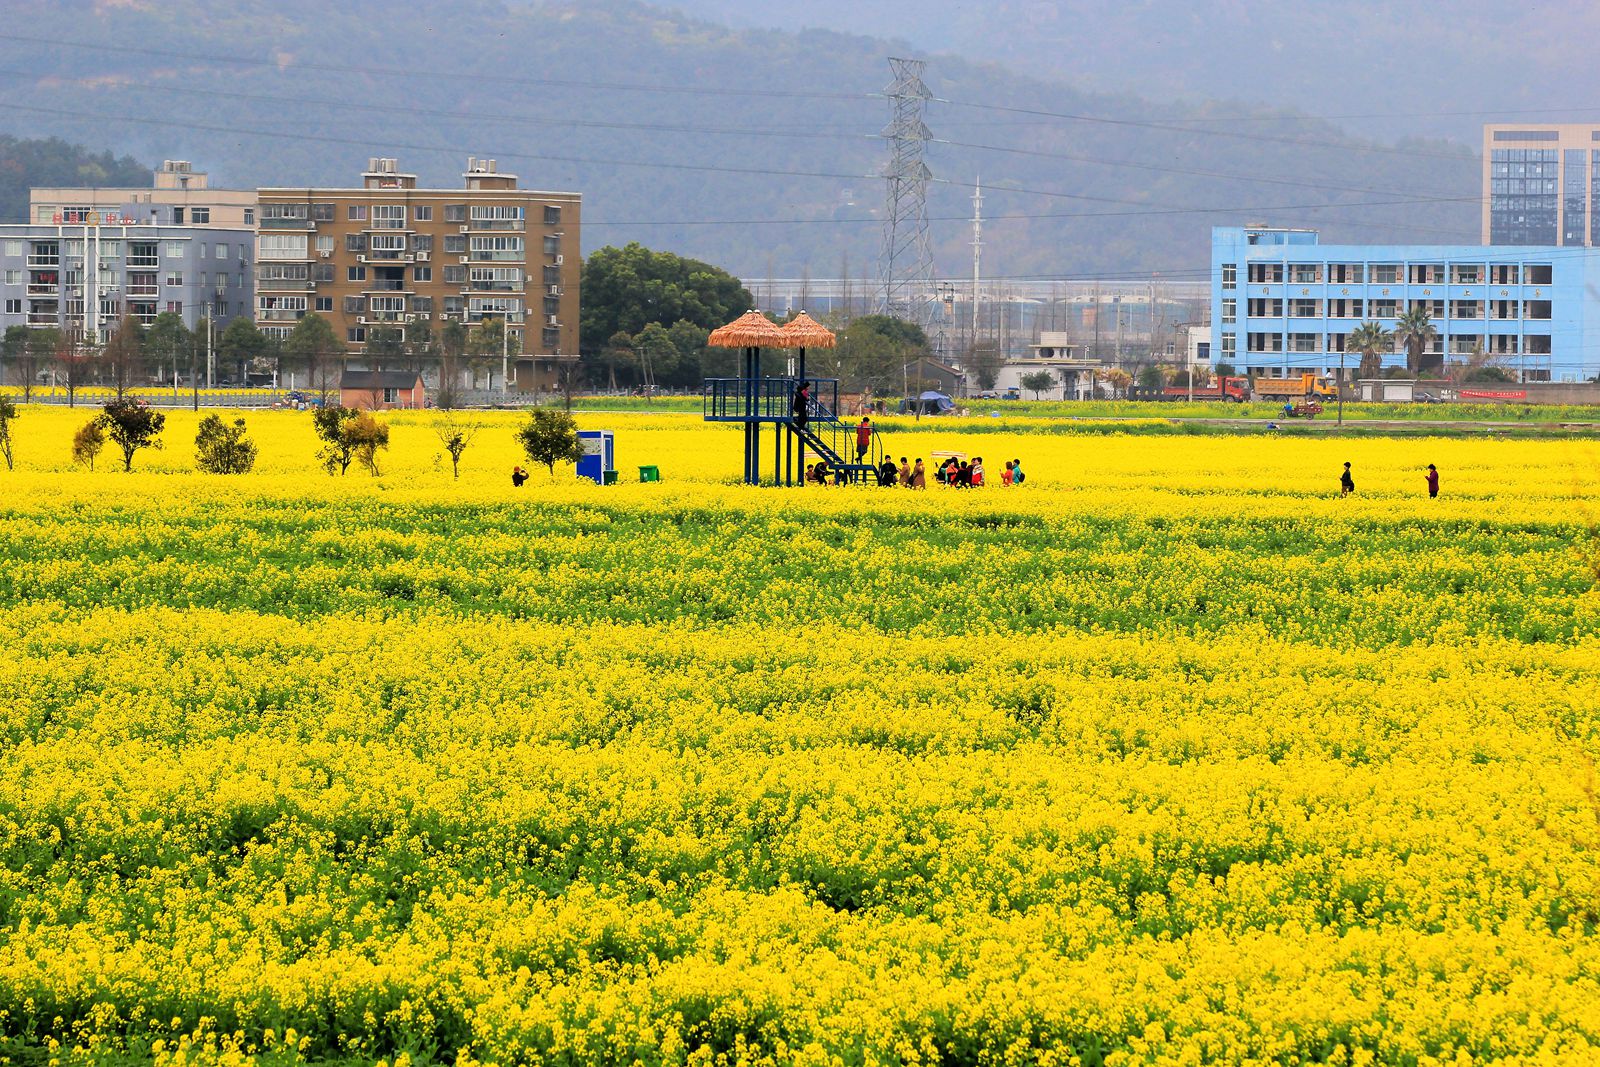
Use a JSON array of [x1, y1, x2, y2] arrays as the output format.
[[1, 404, 1599, 1066]]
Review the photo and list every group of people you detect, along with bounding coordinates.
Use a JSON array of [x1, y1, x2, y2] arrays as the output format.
[[803, 455, 1027, 488], [1339, 462, 1441, 498]]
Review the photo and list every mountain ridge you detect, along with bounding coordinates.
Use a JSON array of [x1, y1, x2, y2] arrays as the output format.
[[0, 0, 1478, 276]]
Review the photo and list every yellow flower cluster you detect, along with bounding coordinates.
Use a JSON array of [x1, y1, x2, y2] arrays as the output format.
[[1, 407, 1599, 1064]]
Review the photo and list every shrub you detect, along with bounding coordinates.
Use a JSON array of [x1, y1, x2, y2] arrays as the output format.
[[194, 414, 258, 474]]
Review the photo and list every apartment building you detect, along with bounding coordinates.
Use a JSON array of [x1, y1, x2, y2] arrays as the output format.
[[1481, 125, 1600, 246], [1212, 226, 1600, 383], [254, 158, 581, 392], [0, 215, 254, 341], [31, 160, 258, 230]]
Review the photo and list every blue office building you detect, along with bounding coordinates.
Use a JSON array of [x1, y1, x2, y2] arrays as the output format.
[[1211, 226, 1600, 383]]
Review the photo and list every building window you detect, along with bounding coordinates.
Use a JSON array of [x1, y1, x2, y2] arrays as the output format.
[[348, 205, 368, 221], [313, 263, 334, 282], [444, 205, 467, 223], [373, 205, 406, 229], [3, 299, 19, 314], [1289, 299, 1320, 317], [345, 233, 367, 253], [1525, 264, 1553, 284], [173, 207, 185, 224], [243, 208, 255, 225], [1449, 264, 1483, 284], [1220, 333, 1235, 354], [165, 271, 184, 286], [312, 204, 335, 222], [470, 236, 525, 260], [412, 295, 432, 313], [542, 236, 561, 255], [214, 243, 228, 259], [3, 270, 19, 285], [413, 266, 432, 282], [347, 266, 367, 282], [413, 234, 433, 252], [1220, 263, 1236, 289], [444, 235, 467, 253], [443, 296, 463, 314], [259, 234, 308, 260], [414, 205, 433, 222], [444, 265, 466, 283], [198, 243, 207, 259], [1246, 263, 1282, 284], [344, 296, 366, 314], [192, 208, 211, 224], [1289, 264, 1321, 284], [348, 327, 365, 343], [262, 204, 309, 223], [1221, 298, 1235, 324], [383, 387, 399, 404], [314, 296, 333, 312], [316, 236, 335, 255], [543, 205, 561, 225]]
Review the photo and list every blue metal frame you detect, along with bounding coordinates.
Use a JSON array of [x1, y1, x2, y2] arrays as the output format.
[[702, 377, 840, 422]]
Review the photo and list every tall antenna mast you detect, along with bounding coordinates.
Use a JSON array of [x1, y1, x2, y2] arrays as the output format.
[[878, 57, 935, 328], [971, 177, 983, 339]]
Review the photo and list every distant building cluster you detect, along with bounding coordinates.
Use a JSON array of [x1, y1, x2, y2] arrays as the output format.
[[4, 157, 582, 394]]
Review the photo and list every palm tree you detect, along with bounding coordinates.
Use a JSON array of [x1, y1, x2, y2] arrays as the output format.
[[1347, 321, 1392, 380], [1393, 307, 1439, 376]]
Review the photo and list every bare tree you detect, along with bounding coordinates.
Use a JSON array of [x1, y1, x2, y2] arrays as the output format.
[[433, 413, 479, 480], [101, 312, 145, 401]]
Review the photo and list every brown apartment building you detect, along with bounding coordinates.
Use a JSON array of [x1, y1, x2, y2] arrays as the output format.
[[255, 158, 580, 393]]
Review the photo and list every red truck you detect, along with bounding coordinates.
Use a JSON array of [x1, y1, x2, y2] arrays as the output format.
[[1159, 375, 1250, 402]]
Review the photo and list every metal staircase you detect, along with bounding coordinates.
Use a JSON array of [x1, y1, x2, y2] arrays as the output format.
[[703, 375, 889, 486]]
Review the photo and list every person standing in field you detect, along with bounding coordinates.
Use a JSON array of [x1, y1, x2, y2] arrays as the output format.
[[878, 458, 898, 486], [855, 417, 873, 462], [1340, 461, 1355, 497], [898, 456, 912, 486], [1001, 460, 1015, 486], [1011, 459, 1025, 485], [1425, 463, 1440, 498], [971, 457, 985, 487], [911, 458, 927, 488]]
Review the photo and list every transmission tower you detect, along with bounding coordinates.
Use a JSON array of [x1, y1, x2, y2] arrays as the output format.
[[878, 57, 936, 329]]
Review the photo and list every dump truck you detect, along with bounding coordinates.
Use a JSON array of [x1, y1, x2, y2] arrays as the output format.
[[1159, 376, 1250, 402], [1252, 372, 1338, 400]]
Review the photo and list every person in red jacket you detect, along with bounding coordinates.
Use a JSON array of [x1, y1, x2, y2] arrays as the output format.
[[1425, 463, 1440, 498], [855, 417, 873, 462]]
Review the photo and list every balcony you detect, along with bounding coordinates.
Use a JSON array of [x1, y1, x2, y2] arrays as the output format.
[[27, 312, 59, 325], [360, 312, 414, 324], [466, 219, 524, 231], [126, 285, 159, 298], [127, 257, 159, 269], [359, 252, 414, 264], [26, 256, 58, 269], [257, 277, 314, 291], [464, 310, 523, 324], [364, 280, 411, 292], [260, 216, 314, 229], [469, 251, 523, 262], [465, 280, 521, 292], [257, 308, 307, 322], [26, 284, 58, 297]]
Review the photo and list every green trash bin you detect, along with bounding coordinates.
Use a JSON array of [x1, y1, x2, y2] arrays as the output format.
[[639, 465, 660, 483], [602, 469, 618, 486]]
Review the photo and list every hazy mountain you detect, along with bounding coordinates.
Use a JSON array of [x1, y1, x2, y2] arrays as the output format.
[[658, 0, 1599, 144], [0, 0, 1477, 279], [0, 135, 148, 226]]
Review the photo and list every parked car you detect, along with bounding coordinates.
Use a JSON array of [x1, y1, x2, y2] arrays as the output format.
[[1414, 391, 1442, 404]]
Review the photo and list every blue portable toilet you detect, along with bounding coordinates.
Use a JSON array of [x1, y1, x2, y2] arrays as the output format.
[[576, 430, 615, 484]]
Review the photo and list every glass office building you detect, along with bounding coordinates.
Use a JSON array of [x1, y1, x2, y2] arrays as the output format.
[[1212, 226, 1600, 383], [1482, 126, 1600, 247]]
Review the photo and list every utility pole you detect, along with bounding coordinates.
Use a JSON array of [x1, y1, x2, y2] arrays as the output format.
[[501, 317, 509, 400], [878, 57, 936, 330], [971, 178, 982, 341], [206, 302, 215, 391]]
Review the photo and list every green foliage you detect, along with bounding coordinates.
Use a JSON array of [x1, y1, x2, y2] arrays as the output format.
[[1394, 308, 1440, 375], [516, 408, 584, 475], [1464, 365, 1517, 383], [143, 312, 191, 378], [0, 397, 15, 471], [71, 420, 105, 471], [0, 134, 146, 227], [94, 400, 165, 472], [581, 243, 752, 357], [285, 315, 343, 397], [966, 343, 1004, 391], [1347, 322, 1394, 379], [218, 318, 267, 382], [194, 414, 258, 475], [1020, 370, 1058, 399], [313, 406, 388, 477]]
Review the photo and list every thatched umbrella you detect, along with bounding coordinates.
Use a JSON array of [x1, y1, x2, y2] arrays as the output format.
[[708, 310, 788, 350], [779, 311, 836, 352]]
